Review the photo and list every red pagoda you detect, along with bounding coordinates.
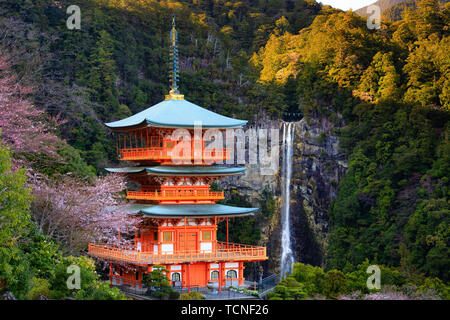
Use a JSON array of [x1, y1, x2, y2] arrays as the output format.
[[88, 17, 267, 291]]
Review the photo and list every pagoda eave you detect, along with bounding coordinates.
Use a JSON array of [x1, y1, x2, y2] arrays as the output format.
[[104, 99, 248, 130], [105, 166, 247, 177], [108, 203, 257, 218], [140, 204, 258, 218]]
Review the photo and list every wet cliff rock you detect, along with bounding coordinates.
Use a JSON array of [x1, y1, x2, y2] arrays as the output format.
[[287, 117, 347, 268], [220, 116, 347, 274]]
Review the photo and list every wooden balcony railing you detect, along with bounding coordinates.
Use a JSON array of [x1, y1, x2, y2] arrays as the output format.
[[88, 242, 267, 265], [118, 147, 232, 162], [126, 189, 224, 202]]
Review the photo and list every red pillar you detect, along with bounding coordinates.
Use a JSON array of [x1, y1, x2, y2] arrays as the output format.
[[239, 262, 244, 285], [187, 263, 190, 293], [218, 262, 221, 292], [226, 218, 229, 249], [214, 216, 217, 252], [182, 264, 186, 288], [220, 262, 226, 291], [184, 217, 187, 251], [205, 263, 209, 288]]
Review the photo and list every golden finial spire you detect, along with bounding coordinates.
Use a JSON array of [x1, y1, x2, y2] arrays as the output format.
[[166, 15, 184, 100]]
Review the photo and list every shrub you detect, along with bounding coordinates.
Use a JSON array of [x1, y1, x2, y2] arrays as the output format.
[[419, 277, 450, 300], [28, 277, 51, 300], [321, 270, 348, 299], [74, 281, 127, 300], [180, 291, 206, 300], [268, 275, 307, 300], [169, 290, 180, 300], [49, 255, 126, 300], [292, 263, 325, 296]]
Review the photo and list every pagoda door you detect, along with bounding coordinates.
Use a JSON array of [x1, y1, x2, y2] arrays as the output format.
[[178, 232, 197, 252], [188, 263, 207, 288]]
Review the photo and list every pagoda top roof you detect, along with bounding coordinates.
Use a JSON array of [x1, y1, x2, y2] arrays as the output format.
[[119, 203, 257, 218], [105, 98, 247, 130], [105, 165, 247, 176]]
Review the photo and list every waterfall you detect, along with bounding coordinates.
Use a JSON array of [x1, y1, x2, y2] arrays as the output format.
[[280, 122, 296, 279]]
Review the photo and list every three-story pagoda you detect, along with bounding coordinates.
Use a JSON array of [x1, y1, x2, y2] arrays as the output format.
[[88, 17, 267, 291]]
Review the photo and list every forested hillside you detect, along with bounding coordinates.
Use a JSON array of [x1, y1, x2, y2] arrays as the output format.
[[379, 0, 448, 22], [0, 0, 448, 300], [0, 0, 322, 170], [355, 0, 406, 17], [252, 0, 449, 282], [354, 0, 449, 22], [0, 0, 323, 300]]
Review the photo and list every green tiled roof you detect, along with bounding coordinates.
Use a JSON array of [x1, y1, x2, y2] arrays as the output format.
[[115, 203, 257, 217], [141, 204, 258, 217], [105, 165, 247, 176], [105, 99, 247, 129], [105, 167, 147, 174]]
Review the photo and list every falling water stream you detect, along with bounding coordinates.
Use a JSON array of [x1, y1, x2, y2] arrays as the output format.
[[280, 122, 296, 279]]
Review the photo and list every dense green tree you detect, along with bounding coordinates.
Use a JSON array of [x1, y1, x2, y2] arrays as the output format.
[[292, 262, 325, 296], [0, 141, 33, 299], [403, 34, 450, 110], [85, 30, 120, 116], [49, 255, 126, 300], [359, 52, 401, 101], [267, 275, 307, 300], [142, 265, 175, 299], [0, 140, 32, 248]]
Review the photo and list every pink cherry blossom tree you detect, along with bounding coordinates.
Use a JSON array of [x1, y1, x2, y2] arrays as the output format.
[[29, 172, 140, 255], [0, 55, 64, 163], [1, 52, 140, 255]]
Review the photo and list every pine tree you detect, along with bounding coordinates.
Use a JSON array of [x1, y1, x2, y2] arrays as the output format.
[[86, 30, 119, 117]]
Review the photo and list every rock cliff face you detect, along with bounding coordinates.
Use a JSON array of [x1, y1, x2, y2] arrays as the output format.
[[287, 117, 347, 269], [219, 117, 347, 275]]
